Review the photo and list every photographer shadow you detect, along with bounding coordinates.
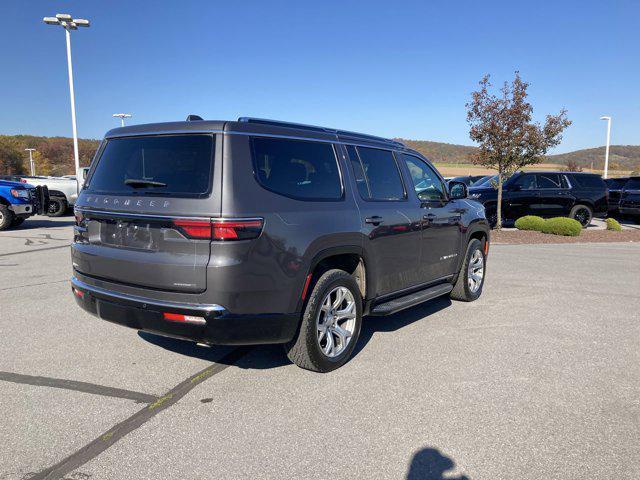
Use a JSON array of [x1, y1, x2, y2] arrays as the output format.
[[407, 447, 469, 480]]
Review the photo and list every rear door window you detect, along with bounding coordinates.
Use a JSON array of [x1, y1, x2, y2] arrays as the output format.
[[87, 135, 214, 197], [536, 173, 562, 189], [349, 146, 405, 201], [251, 137, 342, 200], [513, 174, 536, 190]]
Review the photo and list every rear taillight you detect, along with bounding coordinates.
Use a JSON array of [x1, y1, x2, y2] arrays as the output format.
[[172, 218, 263, 241], [163, 312, 206, 325], [212, 219, 263, 240], [74, 210, 84, 226], [172, 220, 212, 239]]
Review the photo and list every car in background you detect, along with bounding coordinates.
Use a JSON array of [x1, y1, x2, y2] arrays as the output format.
[[0, 179, 49, 230], [448, 175, 488, 187], [17, 175, 78, 217], [468, 171, 608, 227], [619, 177, 640, 221], [473, 174, 498, 187], [604, 177, 629, 216]]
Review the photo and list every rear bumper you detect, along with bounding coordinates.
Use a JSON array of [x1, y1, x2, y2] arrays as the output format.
[[71, 276, 299, 345]]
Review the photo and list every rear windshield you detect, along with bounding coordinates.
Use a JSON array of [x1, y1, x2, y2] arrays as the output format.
[[571, 174, 605, 189], [86, 135, 214, 197], [625, 178, 640, 190]]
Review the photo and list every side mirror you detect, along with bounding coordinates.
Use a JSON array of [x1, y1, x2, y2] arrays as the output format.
[[448, 181, 468, 200], [80, 167, 89, 181]]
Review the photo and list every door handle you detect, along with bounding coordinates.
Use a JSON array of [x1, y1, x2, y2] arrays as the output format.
[[422, 213, 436, 220], [365, 216, 383, 225]]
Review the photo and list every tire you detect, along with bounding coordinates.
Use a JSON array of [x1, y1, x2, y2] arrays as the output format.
[[11, 217, 25, 227], [0, 205, 15, 231], [47, 197, 68, 217], [570, 204, 592, 228], [450, 239, 486, 302], [285, 269, 363, 373]]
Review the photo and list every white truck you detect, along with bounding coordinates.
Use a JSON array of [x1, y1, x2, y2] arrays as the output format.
[[18, 176, 78, 216]]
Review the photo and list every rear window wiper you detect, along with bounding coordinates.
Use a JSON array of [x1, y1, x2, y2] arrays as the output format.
[[124, 179, 167, 188]]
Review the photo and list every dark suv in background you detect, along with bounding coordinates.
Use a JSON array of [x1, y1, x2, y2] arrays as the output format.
[[71, 117, 489, 372], [468, 171, 608, 227], [619, 177, 640, 221]]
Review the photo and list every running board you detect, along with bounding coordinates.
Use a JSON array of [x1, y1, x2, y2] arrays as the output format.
[[369, 283, 453, 316]]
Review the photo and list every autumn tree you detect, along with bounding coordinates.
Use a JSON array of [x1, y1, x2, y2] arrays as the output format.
[[466, 72, 571, 228], [564, 159, 583, 172]]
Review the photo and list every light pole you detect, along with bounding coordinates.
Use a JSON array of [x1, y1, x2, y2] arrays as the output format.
[[43, 13, 90, 194], [600, 116, 612, 179], [25, 148, 36, 176], [113, 113, 132, 127]]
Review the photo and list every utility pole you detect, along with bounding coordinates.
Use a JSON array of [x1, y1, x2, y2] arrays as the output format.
[[600, 116, 612, 179]]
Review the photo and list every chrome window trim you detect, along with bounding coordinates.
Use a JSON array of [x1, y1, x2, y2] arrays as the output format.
[[75, 207, 262, 224]]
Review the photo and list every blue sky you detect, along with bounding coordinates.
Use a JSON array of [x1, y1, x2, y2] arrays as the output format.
[[1, 0, 638, 153]]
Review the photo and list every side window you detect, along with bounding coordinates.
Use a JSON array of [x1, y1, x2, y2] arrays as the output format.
[[251, 137, 342, 200], [536, 173, 562, 189], [513, 174, 536, 190], [400, 153, 446, 201], [350, 146, 405, 201], [345, 145, 370, 199]]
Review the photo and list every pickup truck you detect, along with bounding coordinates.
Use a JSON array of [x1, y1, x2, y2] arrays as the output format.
[[17, 175, 78, 217], [0, 179, 49, 230]]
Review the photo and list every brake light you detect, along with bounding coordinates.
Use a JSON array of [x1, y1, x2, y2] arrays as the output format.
[[20, 178, 27, 183], [172, 218, 263, 241], [72, 287, 84, 299], [172, 220, 212, 239], [163, 312, 206, 325], [212, 219, 263, 240]]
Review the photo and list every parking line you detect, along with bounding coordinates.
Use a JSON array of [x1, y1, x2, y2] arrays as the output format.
[[0, 371, 158, 404], [30, 346, 252, 480]]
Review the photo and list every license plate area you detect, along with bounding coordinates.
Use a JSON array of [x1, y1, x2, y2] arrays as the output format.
[[98, 218, 160, 251]]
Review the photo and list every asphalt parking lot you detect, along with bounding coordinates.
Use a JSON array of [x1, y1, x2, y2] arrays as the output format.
[[1, 216, 638, 479]]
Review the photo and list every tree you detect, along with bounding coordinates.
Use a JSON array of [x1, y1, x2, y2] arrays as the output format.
[[466, 72, 571, 229], [564, 159, 583, 172]]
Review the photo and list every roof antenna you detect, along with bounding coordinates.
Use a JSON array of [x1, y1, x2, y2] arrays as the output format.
[[186, 114, 204, 121]]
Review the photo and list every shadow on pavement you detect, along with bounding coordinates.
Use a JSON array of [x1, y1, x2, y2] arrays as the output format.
[[19, 217, 75, 229], [138, 295, 452, 370], [406, 447, 469, 480]]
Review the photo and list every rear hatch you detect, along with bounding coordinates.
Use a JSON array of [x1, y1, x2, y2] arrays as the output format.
[[73, 134, 216, 293]]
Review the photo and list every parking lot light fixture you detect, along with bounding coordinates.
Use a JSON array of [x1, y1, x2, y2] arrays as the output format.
[[113, 113, 132, 127], [600, 116, 612, 179], [24, 148, 36, 176], [43, 13, 91, 195]]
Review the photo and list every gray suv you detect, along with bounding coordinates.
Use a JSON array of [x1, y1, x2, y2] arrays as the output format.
[[71, 117, 490, 372]]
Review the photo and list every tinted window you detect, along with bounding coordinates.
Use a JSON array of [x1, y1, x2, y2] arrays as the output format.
[[87, 135, 213, 197], [571, 174, 606, 189], [536, 173, 562, 189], [401, 154, 446, 201], [605, 178, 626, 189], [513, 174, 536, 190], [625, 178, 640, 190], [346, 145, 370, 199], [352, 147, 405, 200], [251, 137, 342, 200]]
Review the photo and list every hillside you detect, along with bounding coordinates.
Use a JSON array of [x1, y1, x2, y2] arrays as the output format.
[[0, 135, 100, 176], [1, 133, 638, 176], [396, 139, 478, 164], [548, 145, 640, 172]]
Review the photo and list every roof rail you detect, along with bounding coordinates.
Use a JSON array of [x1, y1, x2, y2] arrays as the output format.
[[238, 117, 404, 147]]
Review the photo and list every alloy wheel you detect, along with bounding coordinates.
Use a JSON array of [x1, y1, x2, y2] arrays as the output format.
[[467, 249, 484, 293], [316, 286, 357, 358]]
